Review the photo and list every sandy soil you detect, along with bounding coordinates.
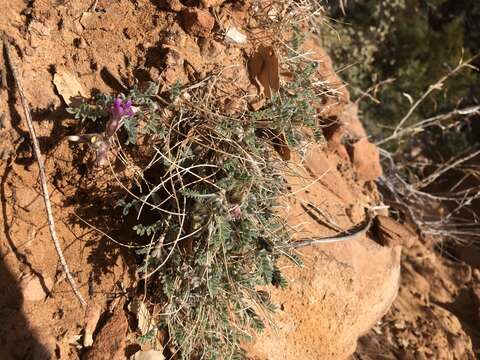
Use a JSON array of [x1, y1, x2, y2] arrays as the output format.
[[0, 0, 478, 359]]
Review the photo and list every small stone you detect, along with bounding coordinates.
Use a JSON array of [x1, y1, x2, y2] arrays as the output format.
[[148, 67, 161, 82], [130, 350, 165, 360], [181, 9, 215, 37], [74, 37, 87, 49], [249, 98, 265, 112], [349, 137, 383, 182], [201, 0, 226, 7], [167, 0, 184, 12], [29, 20, 50, 36], [225, 26, 247, 44], [20, 273, 53, 302], [83, 304, 102, 347], [473, 268, 480, 281], [80, 12, 102, 30]]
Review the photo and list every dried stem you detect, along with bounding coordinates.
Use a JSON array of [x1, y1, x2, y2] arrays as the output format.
[[289, 209, 374, 248], [4, 40, 86, 308], [392, 54, 479, 136]]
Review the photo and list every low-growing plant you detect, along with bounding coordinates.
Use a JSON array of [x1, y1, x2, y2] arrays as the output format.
[[66, 40, 332, 357]]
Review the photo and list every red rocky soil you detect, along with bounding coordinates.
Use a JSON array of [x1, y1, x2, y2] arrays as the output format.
[[0, 0, 478, 359]]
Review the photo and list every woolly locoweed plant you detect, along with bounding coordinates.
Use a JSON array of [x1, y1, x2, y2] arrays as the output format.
[[66, 4, 339, 358]]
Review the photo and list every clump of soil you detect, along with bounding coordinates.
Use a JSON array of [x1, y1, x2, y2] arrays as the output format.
[[355, 235, 479, 359]]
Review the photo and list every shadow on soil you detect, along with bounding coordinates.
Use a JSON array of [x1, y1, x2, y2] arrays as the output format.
[[0, 257, 50, 359]]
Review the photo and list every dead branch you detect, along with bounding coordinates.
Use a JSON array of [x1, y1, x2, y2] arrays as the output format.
[[289, 209, 375, 248], [392, 54, 479, 136], [3, 40, 86, 308], [377, 105, 480, 146]]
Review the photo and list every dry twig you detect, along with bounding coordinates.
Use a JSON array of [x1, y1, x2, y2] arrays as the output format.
[[3, 40, 86, 308], [290, 208, 375, 248], [391, 54, 479, 136]]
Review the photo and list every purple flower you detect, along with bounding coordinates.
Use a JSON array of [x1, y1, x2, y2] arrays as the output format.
[[106, 98, 134, 137], [110, 98, 134, 120]]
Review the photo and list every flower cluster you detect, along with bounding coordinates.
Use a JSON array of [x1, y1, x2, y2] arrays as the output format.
[[68, 98, 135, 166], [106, 98, 134, 137], [95, 98, 134, 165]]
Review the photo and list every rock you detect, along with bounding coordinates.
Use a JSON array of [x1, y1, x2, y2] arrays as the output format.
[[20, 273, 53, 302], [29, 20, 50, 37], [374, 216, 417, 248], [246, 238, 402, 359], [80, 12, 102, 30], [181, 9, 215, 37], [471, 283, 480, 321], [200, 0, 226, 7], [350, 137, 383, 182], [53, 69, 87, 105], [84, 301, 128, 360], [225, 26, 247, 44], [245, 145, 402, 359], [83, 303, 102, 347], [249, 98, 265, 112], [130, 350, 165, 360], [167, 0, 184, 12]]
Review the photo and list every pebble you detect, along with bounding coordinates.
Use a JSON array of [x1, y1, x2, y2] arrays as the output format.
[[20, 273, 53, 302]]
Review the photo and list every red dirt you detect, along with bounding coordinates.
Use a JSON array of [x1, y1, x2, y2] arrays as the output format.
[[0, 0, 478, 359]]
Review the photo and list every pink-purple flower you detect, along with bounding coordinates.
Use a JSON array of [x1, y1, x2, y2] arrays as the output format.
[[69, 97, 136, 167], [106, 98, 134, 137], [110, 98, 134, 120]]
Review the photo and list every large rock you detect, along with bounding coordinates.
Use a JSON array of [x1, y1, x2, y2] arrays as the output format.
[[301, 37, 382, 183], [247, 240, 401, 359], [246, 148, 401, 359]]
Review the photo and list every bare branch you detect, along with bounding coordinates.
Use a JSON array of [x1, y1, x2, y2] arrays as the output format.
[[3, 39, 86, 308]]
